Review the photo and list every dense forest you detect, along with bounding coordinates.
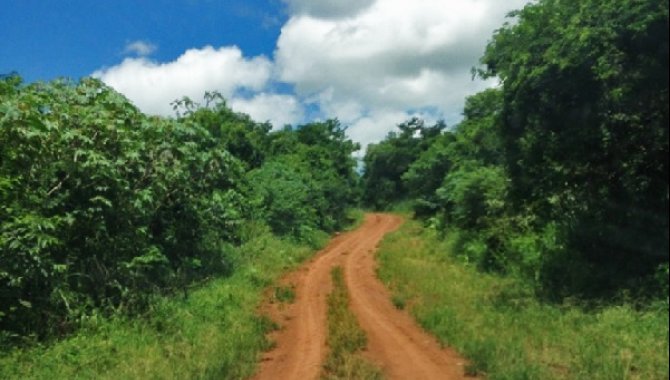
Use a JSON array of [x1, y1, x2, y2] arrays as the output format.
[[1, 0, 667, 372], [364, 0, 668, 301]]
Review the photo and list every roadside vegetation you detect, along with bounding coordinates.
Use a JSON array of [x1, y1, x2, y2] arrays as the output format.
[[0, 73, 361, 376], [364, 1, 668, 378], [377, 220, 669, 379], [322, 267, 382, 380], [363, 0, 667, 308], [1, 0, 667, 377], [0, 226, 317, 379]]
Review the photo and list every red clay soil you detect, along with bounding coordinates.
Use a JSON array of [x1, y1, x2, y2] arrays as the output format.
[[251, 213, 475, 380]]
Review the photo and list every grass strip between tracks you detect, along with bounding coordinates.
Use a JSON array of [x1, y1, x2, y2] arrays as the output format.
[[322, 267, 383, 380]]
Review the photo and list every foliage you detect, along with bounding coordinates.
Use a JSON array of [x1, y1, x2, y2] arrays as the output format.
[[293, 120, 362, 231], [0, 77, 249, 342], [0, 76, 360, 344], [377, 221, 669, 380], [438, 165, 507, 232], [0, 226, 316, 379], [185, 92, 272, 170], [362, 118, 445, 209], [246, 159, 321, 239], [402, 88, 503, 218], [363, 0, 668, 300], [479, 0, 669, 297], [256, 120, 361, 236]]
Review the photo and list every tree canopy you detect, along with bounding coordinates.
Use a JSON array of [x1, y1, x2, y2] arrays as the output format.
[[0, 76, 360, 343], [363, 0, 668, 299]]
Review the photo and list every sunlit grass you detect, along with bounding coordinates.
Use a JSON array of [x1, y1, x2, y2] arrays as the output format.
[[0, 210, 368, 379], [0, 226, 316, 380], [342, 208, 366, 231], [322, 267, 382, 380], [377, 220, 669, 380]]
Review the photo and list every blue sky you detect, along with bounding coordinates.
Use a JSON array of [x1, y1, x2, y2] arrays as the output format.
[[1, 0, 529, 147], [1, 0, 285, 82]]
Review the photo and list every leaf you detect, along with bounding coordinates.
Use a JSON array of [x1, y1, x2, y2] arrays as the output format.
[[90, 195, 113, 208]]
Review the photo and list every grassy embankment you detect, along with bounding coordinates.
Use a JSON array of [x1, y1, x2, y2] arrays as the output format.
[[0, 219, 338, 379], [377, 220, 669, 380], [321, 267, 382, 380]]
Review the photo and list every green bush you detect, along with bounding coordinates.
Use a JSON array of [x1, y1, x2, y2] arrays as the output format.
[[437, 165, 507, 231], [0, 77, 247, 343], [246, 159, 320, 238], [377, 221, 670, 380], [0, 75, 362, 345]]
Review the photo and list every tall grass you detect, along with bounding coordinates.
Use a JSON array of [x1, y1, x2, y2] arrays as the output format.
[[0, 224, 322, 379], [322, 267, 382, 380], [376, 220, 669, 380]]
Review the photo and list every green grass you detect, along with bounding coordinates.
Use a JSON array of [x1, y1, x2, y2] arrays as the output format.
[[322, 267, 383, 380], [273, 284, 297, 304], [0, 225, 318, 380], [342, 209, 366, 232], [376, 220, 669, 380]]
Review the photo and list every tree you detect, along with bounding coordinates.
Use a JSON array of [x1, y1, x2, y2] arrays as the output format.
[[246, 159, 320, 238], [403, 89, 504, 216], [362, 118, 446, 209], [185, 94, 272, 170], [479, 0, 669, 296], [0, 78, 248, 340]]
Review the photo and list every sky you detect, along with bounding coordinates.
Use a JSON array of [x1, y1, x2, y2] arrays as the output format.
[[1, 0, 529, 148]]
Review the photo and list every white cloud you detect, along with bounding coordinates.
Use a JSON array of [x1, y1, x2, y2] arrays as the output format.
[[230, 93, 304, 129], [275, 0, 529, 146], [93, 46, 272, 116], [344, 107, 444, 160], [347, 109, 412, 148], [123, 40, 157, 56], [282, 0, 376, 19], [92, 1, 530, 147]]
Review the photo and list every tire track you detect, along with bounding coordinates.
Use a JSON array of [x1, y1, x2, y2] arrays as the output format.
[[344, 214, 475, 379], [251, 213, 474, 380]]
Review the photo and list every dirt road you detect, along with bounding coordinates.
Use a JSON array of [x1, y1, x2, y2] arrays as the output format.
[[252, 213, 473, 380]]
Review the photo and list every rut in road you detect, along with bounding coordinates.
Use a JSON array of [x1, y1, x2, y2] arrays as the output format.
[[251, 213, 475, 380]]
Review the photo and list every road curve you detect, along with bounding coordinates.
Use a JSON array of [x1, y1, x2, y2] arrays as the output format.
[[344, 214, 474, 379], [251, 213, 474, 380]]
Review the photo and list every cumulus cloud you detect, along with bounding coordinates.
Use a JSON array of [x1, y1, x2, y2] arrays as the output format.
[[347, 109, 413, 147], [230, 93, 304, 129], [275, 0, 529, 145], [92, 1, 530, 146], [283, 0, 376, 19], [123, 40, 157, 56], [93, 46, 272, 116]]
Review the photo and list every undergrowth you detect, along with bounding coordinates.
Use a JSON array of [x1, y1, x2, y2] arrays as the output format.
[[376, 220, 669, 380], [322, 267, 382, 380], [0, 224, 320, 379]]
